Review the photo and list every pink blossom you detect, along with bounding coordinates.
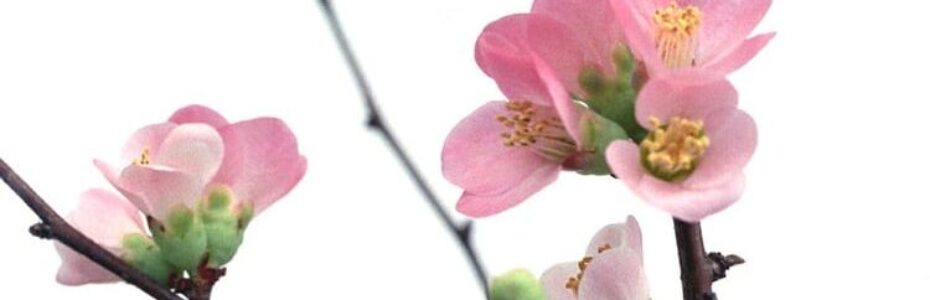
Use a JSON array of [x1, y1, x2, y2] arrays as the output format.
[[606, 79, 757, 221], [541, 216, 649, 300], [612, 0, 775, 82], [95, 105, 306, 220], [55, 189, 146, 286]]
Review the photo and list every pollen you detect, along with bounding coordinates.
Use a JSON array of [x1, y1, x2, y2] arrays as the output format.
[[565, 244, 612, 296], [133, 148, 151, 166], [653, 1, 702, 68], [496, 101, 576, 161], [640, 116, 709, 181]]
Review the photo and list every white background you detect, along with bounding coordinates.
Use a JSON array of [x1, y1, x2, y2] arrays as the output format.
[[0, 0, 927, 299]]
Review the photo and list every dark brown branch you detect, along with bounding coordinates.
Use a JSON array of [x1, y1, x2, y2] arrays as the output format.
[[317, 0, 490, 297], [673, 218, 743, 300], [0, 158, 182, 300]]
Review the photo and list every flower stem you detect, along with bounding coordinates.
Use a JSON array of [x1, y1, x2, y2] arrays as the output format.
[[673, 218, 715, 300], [0, 158, 182, 300], [673, 218, 746, 300], [317, 1, 490, 298]]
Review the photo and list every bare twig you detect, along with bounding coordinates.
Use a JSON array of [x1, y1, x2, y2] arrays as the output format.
[[317, 0, 490, 296], [0, 158, 182, 300], [673, 219, 743, 300]]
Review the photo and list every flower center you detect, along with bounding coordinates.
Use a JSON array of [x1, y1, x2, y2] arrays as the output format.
[[640, 116, 709, 181], [565, 244, 612, 296], [653, 1, 702, 69], [497, 101, 576, 161], [133, 148, 152, 166]]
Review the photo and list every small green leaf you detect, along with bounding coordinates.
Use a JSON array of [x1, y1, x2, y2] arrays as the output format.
[[122, 233, 175, 285]]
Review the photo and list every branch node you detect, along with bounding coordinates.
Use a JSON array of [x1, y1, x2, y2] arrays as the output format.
[[708, 252, 745, 281], [366, 114, 383, 129], [29, 223, 54, 239]]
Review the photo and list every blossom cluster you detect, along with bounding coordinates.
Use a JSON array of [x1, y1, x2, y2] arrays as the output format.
[[56, 106, 306, 286], [443, 0, 773, 298]]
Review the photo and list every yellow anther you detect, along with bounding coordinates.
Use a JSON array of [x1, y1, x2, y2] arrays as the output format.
[[565, 244, 613, 296], [495, 101, 576, 161], [134, 148, 151, 166], [653, 1, 702, 68], [640, 116, 709, 181]]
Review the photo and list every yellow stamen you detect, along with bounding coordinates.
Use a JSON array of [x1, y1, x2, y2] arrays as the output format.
[[565, 244, 613, 296], [497, 101, 576, 161], [133, 148, 151, 166], [640, 116, 709, 181], [653, 1, 702, 68]]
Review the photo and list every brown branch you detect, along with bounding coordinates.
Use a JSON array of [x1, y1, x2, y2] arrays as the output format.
[[673, 218, 744, 300], [0, 158, 182, 300], [317, 0, 490, 297]]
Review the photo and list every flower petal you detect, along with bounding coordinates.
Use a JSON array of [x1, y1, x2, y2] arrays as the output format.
[[531, 0, 623, 77], [605, 141, 647, 187], [120, 123, 177, 164], [442, 101, 563, 195], [585, 216, 642, 257], [476, 14, 553, 105], [168, 105, 229, 128], [684, 109, 757, 189], [154, 124, 224, 184], [56, 189, 144, 286], [697, 0, 772, 64], [524, 14, 595, 95], [703, 32, 776, 76], [533, 54, 583, 146], [639, 174, 745, 222], [94, 159, 151, 217], [455, 163, 560, 218], [611, 0, 663, 73], [213, 118, 306, 215], [635, 79, 738, 130], [578, 247, 649, 300], [119, 165, 203, 220], [540, 262, 581, 300]]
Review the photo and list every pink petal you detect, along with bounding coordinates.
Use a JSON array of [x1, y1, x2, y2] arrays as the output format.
[[154, 124, 224, 184], [119, 165, 204, 220], [524, 14, 593, 95], [635, 79, 738, 130], [533, 54, 583, 146], [94, 159, 151, 217], [605, 141, 647, 187], [683, 109, 757, 189], [540, 262, 581, 300], [56, 189, 144, 286], [611, 0, 663, 73], [168, 105, 229, 128], [213, 118, 306, 215], [578, 248, 649, 300], [531, 0, 623, 77], [637, 174, 745, 222], [703, 32, 776, 76], [442, 101, 563, 195], [120, 123, 177, 164], [585, 216, 642, 257], [475, 14, 553, 106], [455, 163, 560, 218], [696, 0, 772, 65]]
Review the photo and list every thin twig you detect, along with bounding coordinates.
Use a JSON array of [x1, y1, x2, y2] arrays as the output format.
[[317, 0, 490, 296], [0, 158, 181, 300], [674, 219, 743, 300]]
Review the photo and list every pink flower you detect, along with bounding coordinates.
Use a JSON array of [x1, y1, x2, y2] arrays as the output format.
[[612, 0, 774, 82], [95, 105, 306, 220], [55, 189, 146, 286], [606, 79, 757, 221], [541, 216, 649, 300]]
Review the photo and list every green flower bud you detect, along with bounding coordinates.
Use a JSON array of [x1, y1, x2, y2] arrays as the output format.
[[572, 110, 629, 175], [200, 186, 252, 267], [150, 206, 208, 272], [578, 44, 647, 142], [489, 269, 546, 300], [121, 233, 175, 285]]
